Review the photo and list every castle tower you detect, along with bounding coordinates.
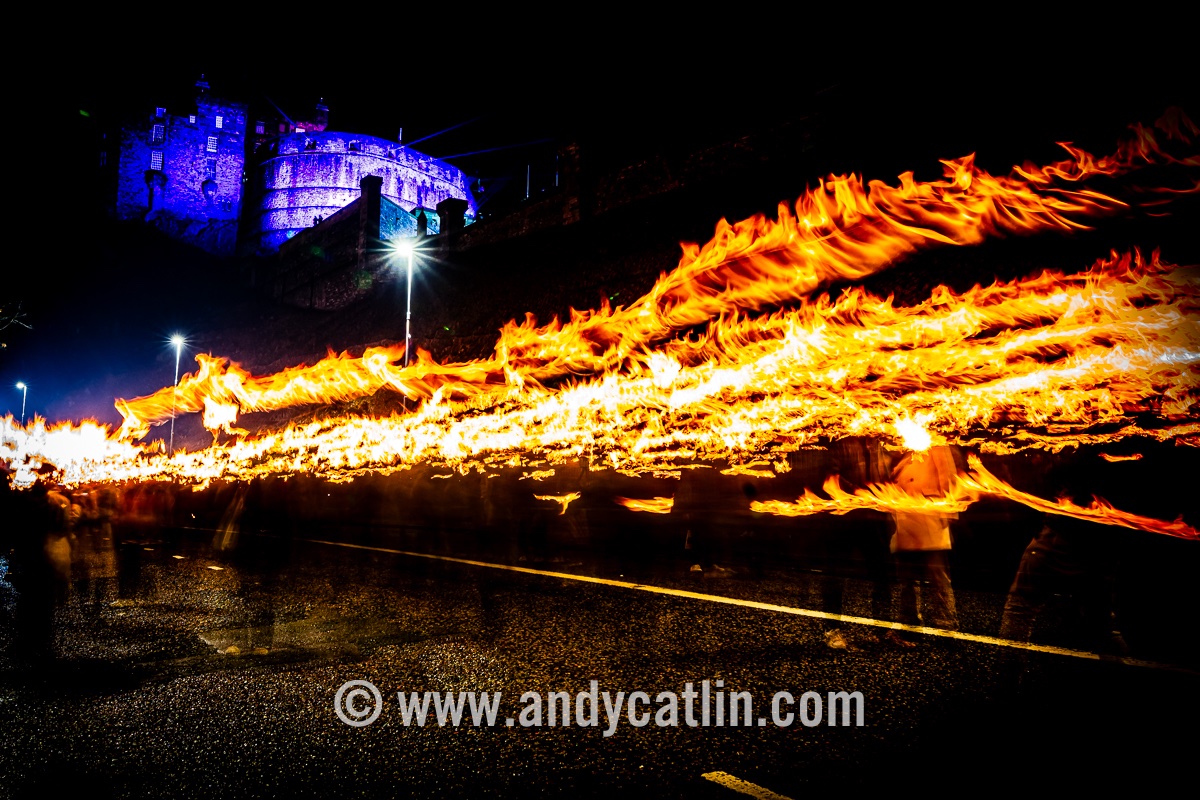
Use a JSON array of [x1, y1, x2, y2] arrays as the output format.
[[111, 75, 248, 256], [245, 131, 476, 254]]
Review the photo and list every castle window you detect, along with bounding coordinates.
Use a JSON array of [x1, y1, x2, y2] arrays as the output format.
[[151, 124, 165, 143], [155, 107, 166, 118], [150, 150, 163, 171], [348, 140, 360, 151], [99, 150, 107, 168], [205, 158, 217, 182], [189, 115, 197, 124], [255, 120, 265, 135], [215, 115, 224, 129], [206, 135, 219, 153]]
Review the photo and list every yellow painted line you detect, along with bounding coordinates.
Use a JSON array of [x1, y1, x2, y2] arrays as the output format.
[[702, 771, 792, 800], [200, 530, 1192, 673]]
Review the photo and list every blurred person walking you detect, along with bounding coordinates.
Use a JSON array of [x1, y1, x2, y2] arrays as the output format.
[[886, 444, 961, 646]]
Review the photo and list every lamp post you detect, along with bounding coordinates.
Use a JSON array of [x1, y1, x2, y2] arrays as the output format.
[[392, 238, 422, 412], [169, 334, 185, 454], [15, 382, 26, 426], [393, 239, 418, 369]]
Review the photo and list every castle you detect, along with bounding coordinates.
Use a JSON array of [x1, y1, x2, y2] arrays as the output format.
[[110, 76, 478, 259]]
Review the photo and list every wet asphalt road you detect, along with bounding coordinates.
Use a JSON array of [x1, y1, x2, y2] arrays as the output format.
[[1, 520, 1198, 799]]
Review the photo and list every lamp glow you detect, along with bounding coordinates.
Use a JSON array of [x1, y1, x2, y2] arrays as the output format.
[[391, 237, 424, 413], [392, 239, 420, 369], [169, 335, 186, 454], [15, 382, 26, 426]]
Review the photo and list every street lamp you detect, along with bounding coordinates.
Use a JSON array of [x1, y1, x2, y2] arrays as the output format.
[[15, 381, 26, 426], [169, 334, 185, 454], [392, 239, 420, 368]]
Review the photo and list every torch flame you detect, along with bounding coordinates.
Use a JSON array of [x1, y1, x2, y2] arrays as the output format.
[[894, 418, 934, 452], [111, 111, 1198, 438], [751, 455, 1198, 541], [534, 492, 581, 515], [615, 496, 676, 514], [0, 107, 1195, 551]]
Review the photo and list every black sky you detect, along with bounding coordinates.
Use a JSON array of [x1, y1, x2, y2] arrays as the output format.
[[48, 47, 1197, 196]]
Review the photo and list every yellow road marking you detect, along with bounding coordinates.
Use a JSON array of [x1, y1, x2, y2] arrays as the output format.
[[702, 771, 792, 800], [211, 531, 1192, 672]]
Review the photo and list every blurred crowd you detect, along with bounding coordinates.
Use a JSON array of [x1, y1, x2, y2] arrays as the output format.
[[0, 439, 1139, 667]]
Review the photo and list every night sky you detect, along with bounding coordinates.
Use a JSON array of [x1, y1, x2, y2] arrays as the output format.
[[5, 35, 1196, 425]]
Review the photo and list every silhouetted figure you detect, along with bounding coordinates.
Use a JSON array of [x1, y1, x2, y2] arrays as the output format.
[[999, 453, 1129, 655], [516, 490, 553, 566], [112, 481, 177, 607], [72, 487, 119, 608], [4, 472, 74, 666], [674, 468, 757, 579], [814, 437, 896, 650], [213, 483, 248, 553], [887, 445, 961, 644], [999, 520, 1128, 654]]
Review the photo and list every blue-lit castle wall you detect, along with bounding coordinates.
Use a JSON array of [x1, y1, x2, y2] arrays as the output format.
[[246, 132, 478, 255], [114, 86, 247, 256], [111, 79, 476, 260]]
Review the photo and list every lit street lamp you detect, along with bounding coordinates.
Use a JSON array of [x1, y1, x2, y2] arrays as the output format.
[[169, 334, 185, 454], [392, 238, 420, 369], [15, 381, 27, 426]]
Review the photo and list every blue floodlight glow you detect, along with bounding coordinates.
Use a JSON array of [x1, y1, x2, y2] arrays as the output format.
[[250, 133, 477, 254], [111, 80, 476, 259]]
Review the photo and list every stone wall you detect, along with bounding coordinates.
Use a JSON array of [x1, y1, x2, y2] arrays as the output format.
[[248, 132, 475, 253], [269, 177, 421, 310], [113, 91, 247, 257]]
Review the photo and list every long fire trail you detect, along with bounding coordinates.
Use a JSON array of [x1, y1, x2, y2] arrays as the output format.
[[2, 111, 1197, 539]]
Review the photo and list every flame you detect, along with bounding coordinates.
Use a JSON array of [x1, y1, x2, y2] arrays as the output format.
[[4, 248, 1196, 490], [1098, 453, 1143, 462], [614, 496, 676, 514], [717, 459, 787, 478], [894, 418, 934, 452], [957, 455, 1197, 539], [752, 456, 1198, 541], [0, 108, 1196, 551], [750, 476, 976, 518], [114, 344, 411, 440], [534, 492, 581, 515], [111, 111, 1198, 439]]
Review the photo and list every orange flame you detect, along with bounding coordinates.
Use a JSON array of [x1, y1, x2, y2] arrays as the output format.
[[5, 248, 1196, 489], [112, 111, 1198, 439], [958, 456, 1197, 539], [534, 492, 581, 515], [1, 108, 1195, 550], [752, 455, 1198, 541], [614, 496, 676, 514], [114, 344, 411, 440]]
